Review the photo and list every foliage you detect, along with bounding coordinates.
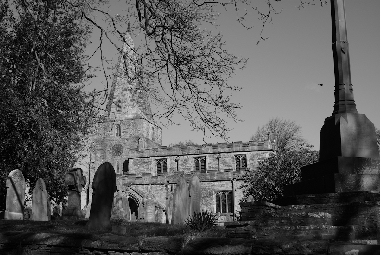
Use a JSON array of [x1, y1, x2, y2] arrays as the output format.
[[243, 119, 319, 202], [250, 117, 307, 152], [0, 0, 97, 210], [168, 140, 200, 147], [185, 211, 218, 232]]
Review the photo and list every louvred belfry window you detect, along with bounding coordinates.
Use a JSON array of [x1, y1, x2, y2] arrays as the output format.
[[235, 154, 247, 171], [156, 158, 167, 174], [194, 156, 206, 173]]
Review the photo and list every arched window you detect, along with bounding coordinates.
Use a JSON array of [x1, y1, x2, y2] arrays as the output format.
[[115, 124, 121, 137]]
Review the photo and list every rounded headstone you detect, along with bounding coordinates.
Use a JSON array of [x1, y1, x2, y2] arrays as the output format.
[[87, 162, 117, 231], [5, 169, 26, 220], [189, 175, 201, 216], [173, 177, 190, 224], [32, 178, 49, 221]]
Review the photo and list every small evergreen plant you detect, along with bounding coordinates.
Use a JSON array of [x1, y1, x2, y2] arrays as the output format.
[[185, 210, 218, 232]]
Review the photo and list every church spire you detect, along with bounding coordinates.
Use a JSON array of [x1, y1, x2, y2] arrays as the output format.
[[105, 27, 153, 121]]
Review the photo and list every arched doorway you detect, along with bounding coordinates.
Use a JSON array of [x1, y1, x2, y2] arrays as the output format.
[[129, 197, 138, 221]]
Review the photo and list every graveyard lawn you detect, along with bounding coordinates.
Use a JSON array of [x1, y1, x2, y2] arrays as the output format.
[[0, 219, 232, 254], [0, 219, 227, 237]]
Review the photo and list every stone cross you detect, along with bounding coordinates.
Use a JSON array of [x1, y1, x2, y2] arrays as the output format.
[[87, 162, 117, 231], [172, 177, 190, 224], [189, 175, 201, 216], [330, 0, 357, 114], [32, 178, 49, 221], [5, 169, 26, 220]]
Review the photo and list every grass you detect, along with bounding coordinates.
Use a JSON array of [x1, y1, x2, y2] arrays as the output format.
[[0, 219, 229, 238]]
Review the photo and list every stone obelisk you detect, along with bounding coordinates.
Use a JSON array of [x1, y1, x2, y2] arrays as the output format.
[[299, 0, 379, 194]]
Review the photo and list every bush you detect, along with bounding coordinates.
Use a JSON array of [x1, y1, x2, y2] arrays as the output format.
[[185, 211, 218, 232]]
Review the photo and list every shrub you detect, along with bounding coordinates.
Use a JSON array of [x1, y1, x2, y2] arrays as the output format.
[[185, 211, 218, 232]]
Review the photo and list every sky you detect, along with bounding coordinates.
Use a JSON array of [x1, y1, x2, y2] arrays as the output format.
[[84, 0, 380, 150]]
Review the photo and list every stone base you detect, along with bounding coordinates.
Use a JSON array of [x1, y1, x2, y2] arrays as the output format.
[[320, 113, 379, 160], [62, 207, 84, 219], [4, 211, 23, 220], [286, 157, 379, 195]]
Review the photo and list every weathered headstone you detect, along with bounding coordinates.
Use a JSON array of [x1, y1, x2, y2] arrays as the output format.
[[173, 177, 190, 224], [63, 168, 86, 219], [189, 175, 201, 216], [165, 183, 173, 224], [111, 195, 127, 219], [5, 169, 26, 220], [122, 197, 130, 220], [138, 200, 145, 221], [86, 162, 116, 231], [145, 199, 155, 222], [32, 178, 49, 221]]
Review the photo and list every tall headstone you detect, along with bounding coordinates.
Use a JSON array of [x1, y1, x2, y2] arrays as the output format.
[[63, 168, 86, 219], [145, 199, 155, 222], [296, 0, 379, 194], [122, 197, 130, 220], [32, 178, 49, 221], [5, 169, 26, 220], [86, 162, 116, 231], [189, 175, 201, 216], [165, 184, 174, 224], [173, 177, 190, 224]]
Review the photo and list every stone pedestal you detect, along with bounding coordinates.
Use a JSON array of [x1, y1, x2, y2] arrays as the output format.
[[320, 113, 379, 160], [293, 113, 379, 195], [62, 191, 83, 219]]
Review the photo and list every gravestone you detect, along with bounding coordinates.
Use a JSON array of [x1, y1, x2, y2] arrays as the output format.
[[145, 199, 155, 222], [32, 178, 49, 221], [63, 168, 86, 219], [86, 162, 116, 231], [112, 195, 127, 219], [138, 201, 145, 221], [189, 175, 201, 216], [165, 183, 174, 224], [122, 197, 130, 220], [5, 169, 26, 220], [173, 177, 190, 224]]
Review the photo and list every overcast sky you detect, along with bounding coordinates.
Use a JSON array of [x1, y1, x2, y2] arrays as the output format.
[[85, 0, 380, 150]]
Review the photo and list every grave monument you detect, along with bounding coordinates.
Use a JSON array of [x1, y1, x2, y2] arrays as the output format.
[[173, 177, 190, 224], [87, 162, 117, 231], [32, 178, 49, 221], [189, 175, 201, 216], [63, 168, 86, 219], [297, 0, 379, 194], [5, 169, 26, 220]]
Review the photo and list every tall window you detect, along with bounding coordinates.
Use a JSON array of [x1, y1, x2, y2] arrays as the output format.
[[216, 191, 233, 213], [116, 161, 120, 174], [194, 156, 206, 173], [123, 159, 129, 174], [156, 158, 167, 174], [115, 124, 121, 137], [235, 154, 247, 171]]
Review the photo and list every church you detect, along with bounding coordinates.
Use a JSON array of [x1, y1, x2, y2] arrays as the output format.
[[78, 29, 275, 223]]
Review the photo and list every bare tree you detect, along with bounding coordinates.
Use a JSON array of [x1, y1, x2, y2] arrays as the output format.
[[250, 118, 307, 152]]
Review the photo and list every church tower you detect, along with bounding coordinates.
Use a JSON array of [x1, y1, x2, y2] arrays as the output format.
[[93, 27, 162, 176]]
